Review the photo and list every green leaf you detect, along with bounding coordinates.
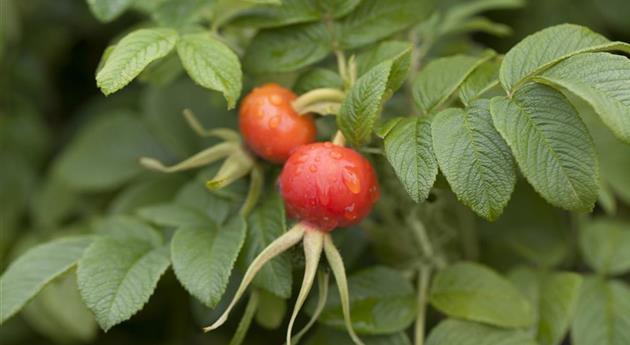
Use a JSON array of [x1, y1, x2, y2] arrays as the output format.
[[175, 174, 242, 224], [459, 58, 500, 105], [243, 22, 331, 74], [96, 28, 178, 95], [509, 269, 583, 345], [431, 100, 516, 220], [315, 0, 361, 18], [383, 117, 438, 203], [571, 277, 630, 345], [356, 41, 412, 77], [307, 326, 411, 345], [0, 236, 92, 324], [53, 112, 169, 191], [109, 175, 187, 214], [152, 0, 209, 28], [535, 52, 630, 144], [77, 219, 170, 331], [294, 68, 343, 94], [429, 262, 534, 328], [21, 272, 97, 343], [315, 266, 416, 334], [578, 98, 630, 205], [171, 215, 246, 307], [92, 216, 163, 245], [176, 33, 242, 109], [499, 23, 630, 92], [477, 181, 572, 269], [338, 49, 411, 146], [86, 0, 134, 22], [241, 192, 292, 298], [413, 52, 494, 114], [579, 218, 630, 276], [426, 319, 538, 345], [230, 0, 320, 28], [141, 79, 236, 157], [438, 0, 524, 37], [442, 17, 512, 37], [339, 0, 435, 49], [137, 203, 210, 228], [489, 83, 599, 212], [138, 52, 183, 87], [255, 290, 287, 329]]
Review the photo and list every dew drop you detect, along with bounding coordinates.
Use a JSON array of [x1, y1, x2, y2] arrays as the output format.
[[344, 203, 357, 220], [270, 94, 283, 105], [343, 169, 361, 194], [329, 150, 342, 160], [269, 116, 280, 128], [309, 164, 318, 173]]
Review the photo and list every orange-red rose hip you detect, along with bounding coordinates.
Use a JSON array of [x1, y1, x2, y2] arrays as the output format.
[[279, 142, 380, 231], [239, 83, 316, 163]]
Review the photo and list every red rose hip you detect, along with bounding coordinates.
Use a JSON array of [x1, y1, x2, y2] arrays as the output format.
[[239, 83, 317, 163], [279, 142, 380, 231]]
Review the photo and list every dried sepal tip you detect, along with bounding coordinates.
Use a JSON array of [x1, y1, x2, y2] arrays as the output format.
[[203, 223, 307, 332], [139, 142, 238, 173], [286, 229, 324, 345], [323, 234, 365, 345]]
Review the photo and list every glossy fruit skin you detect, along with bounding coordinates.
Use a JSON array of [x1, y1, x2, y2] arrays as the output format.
[[279, 142, 380, 231], [239, 83, 317, 163]]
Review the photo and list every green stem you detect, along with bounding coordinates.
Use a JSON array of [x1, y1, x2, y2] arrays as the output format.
[[228, 290, 260, 345], [409, 216, 434, 259], [183, 108, 241, 142], [332, 131, 346, 146], [139, 142, 238, 173], [414, 266, 431, 345], [292, 88, 346, 114], [239, 164, 264, 217]]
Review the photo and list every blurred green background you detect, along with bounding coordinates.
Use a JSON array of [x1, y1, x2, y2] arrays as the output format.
[[1, 0, 629, 344]]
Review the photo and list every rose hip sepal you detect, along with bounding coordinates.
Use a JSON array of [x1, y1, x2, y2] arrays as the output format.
[[203, 142, 380, 345], [239, 83, 316, 163]]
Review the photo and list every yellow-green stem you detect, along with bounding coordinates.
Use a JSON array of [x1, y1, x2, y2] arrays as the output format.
[[414, 266, 431, 345]]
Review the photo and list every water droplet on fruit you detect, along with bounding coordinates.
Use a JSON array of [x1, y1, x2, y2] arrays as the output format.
[[270, 94, 283, 105], [269, 116, 280, 128], [343, 169, 361, 194], [309, 164, 317, 173], [329, 151, 342, 159], [344, 204, 357, 220], [315, 156, 321, 162]]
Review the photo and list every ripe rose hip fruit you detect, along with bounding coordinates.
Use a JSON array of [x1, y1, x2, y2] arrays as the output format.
[[239, 83, 316, 163], [279, 142, 380, 231]]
